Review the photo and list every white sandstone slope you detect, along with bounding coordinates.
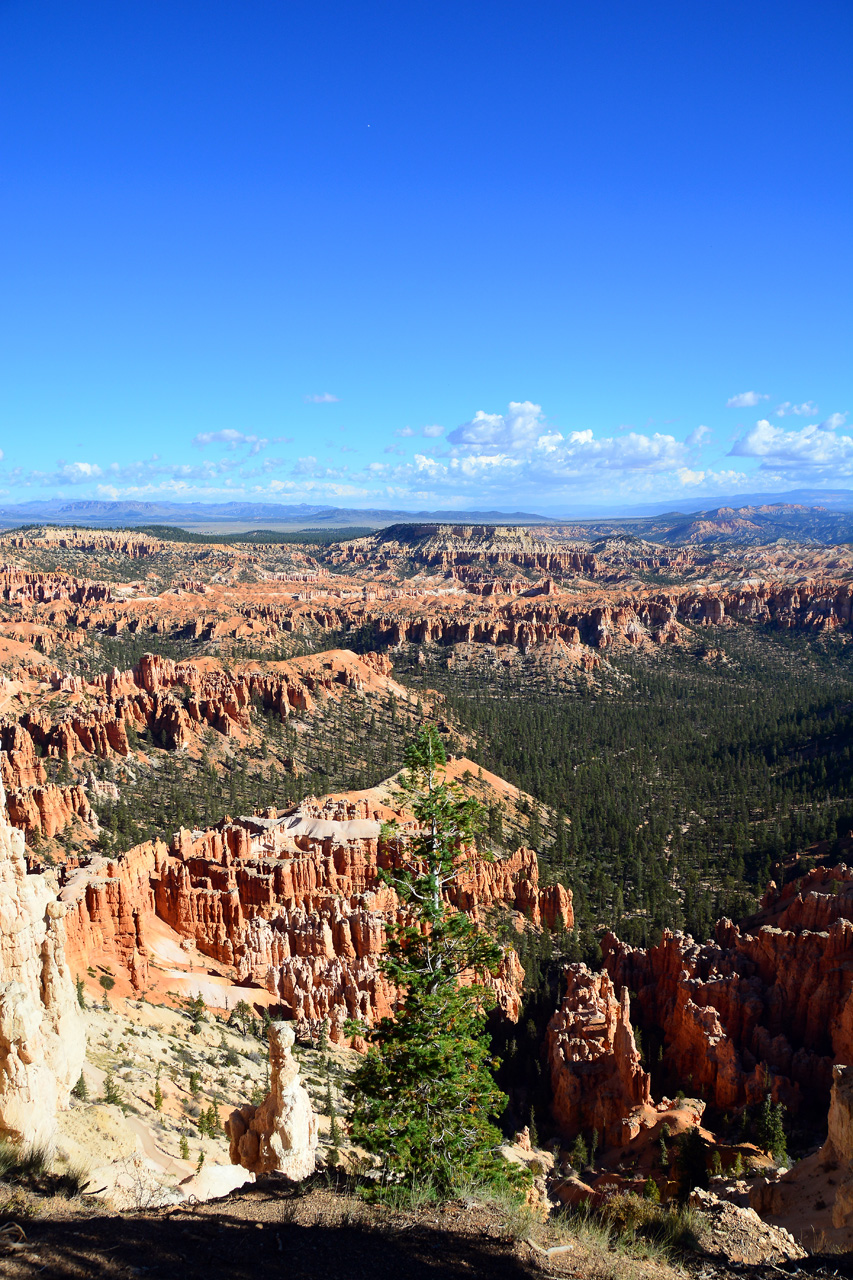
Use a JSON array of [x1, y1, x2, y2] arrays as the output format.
[[0, 778, 85, 1146]]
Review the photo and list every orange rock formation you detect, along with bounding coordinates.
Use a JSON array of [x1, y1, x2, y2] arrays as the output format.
[[600, 866, 853, 1116], [58, 785, 571, 1040], [547, 964, 652, 1145]]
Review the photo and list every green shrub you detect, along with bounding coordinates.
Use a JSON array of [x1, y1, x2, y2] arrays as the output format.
[[644, 1176, 661, 1202], [103, 1072, 123, 1106], [0, 1141, 51, 1182], [559, 1192, 699, 1258], [54, 1161, 90, 1199], [568, 1133, 588, 1169]]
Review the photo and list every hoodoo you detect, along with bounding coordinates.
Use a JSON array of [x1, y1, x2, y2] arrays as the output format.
[[226, 1020, 318, 1179]]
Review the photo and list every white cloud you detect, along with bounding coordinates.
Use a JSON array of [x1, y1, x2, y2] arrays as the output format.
[[192, 429, 268, 455], [57, 461, 103, 482], [444, 403, 688, 483], [4, 394, 844, 508], [291, 456, 351, 479], [729, 416, 853, 476], [447, 400, 550, 452], [776, 401, 818, 417], [726, 391, 769, 409], [303, 392, 339, 404], [335, 403, 699, 504], [685, 424, 712, 448]]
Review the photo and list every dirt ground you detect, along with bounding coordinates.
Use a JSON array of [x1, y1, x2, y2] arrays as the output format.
[[2, 1176, 853, 1280]]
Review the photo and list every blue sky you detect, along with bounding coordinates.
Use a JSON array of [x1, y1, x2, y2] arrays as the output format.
[[0, 0, 850, 513]]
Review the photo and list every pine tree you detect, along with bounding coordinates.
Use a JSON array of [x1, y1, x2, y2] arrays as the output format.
[[103, 1072, 122, 1106], [346, 726, 512, 1192], [676, 1126, 709, 1201], [755, 1095, 788, 1164], [644, 1175, 661, 1202], [568, 1133, 588, 1170]]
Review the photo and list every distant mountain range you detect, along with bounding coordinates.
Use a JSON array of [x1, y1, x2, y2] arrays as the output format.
[[0, 499, 550, 528], [536, 488, 853, 518], [0, 491, 852, 541], [580, 503, 853, 545]]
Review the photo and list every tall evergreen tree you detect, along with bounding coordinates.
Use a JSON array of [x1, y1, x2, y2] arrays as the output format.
[[346, 725, 512, 1190]]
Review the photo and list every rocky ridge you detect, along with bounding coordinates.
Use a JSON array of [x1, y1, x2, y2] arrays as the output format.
[[600, 866, 853, 1117], [57, 779, 572, 1040], [0, 648, 413, 841]]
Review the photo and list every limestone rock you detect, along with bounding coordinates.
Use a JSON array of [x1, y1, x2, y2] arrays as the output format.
[[0, 779, 85, 1146], [6, 782, 92, 839], [601, 900, 853, 1116], [226, 1021, 317, 1179], [546, 963, 651, 1145], [689, 1188, 806, 1265]]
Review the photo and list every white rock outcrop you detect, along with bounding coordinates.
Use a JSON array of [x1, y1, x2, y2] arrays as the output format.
[[0, 779, 86, 1146], [226, 1021, 317, 1180]]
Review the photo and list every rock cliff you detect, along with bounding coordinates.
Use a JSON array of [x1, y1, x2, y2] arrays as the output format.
[[56, 783, 569, 1038], [599, 866, 853, 1117], [0, 778, 85, 1146], [546, 964, 651, 1145], [541, 865, 853, 1158], [9, 649, 407, 764]]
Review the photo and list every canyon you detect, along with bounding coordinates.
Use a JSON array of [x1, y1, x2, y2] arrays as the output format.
[[0, 518, 849, 857], [1, 517, 853, 1253]]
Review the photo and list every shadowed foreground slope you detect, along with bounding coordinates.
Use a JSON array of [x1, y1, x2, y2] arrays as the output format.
[[3, 1178, 853, 1280]]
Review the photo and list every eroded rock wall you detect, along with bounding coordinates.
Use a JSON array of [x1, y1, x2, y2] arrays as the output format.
[[601, 867, 853, 1116], [546, 964, 652, 1146], [0, 780, 85, 1146], [58, 792, 564, 1037]]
